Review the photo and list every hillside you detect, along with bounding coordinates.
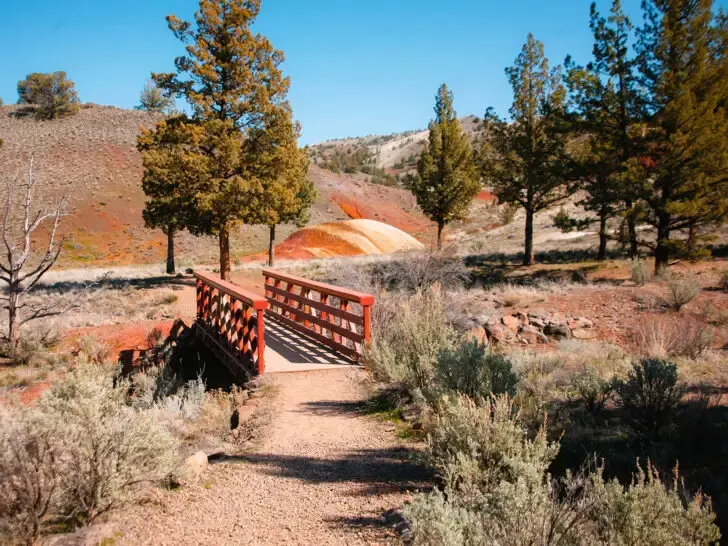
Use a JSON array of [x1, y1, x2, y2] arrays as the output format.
[[0, 104, 433, 267]]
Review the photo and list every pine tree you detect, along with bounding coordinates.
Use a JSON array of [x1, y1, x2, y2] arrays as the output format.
[[137, 79, 174, 114], [137, 116, 203, 274], [243, 105, 315, 266], [634, 0, 728, 272], [565, 0, 644, 260], [17, 72, 80, 120], [412, 84, 479, 249], [482, 34, 574, 266], [153, 0, 291, 280]]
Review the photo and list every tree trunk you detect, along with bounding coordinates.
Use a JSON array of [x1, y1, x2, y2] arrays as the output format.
[[166, 229, 175, 275], [219, 226, 231, 281], [436, 222, 444, 251], [268, 224, 276, 267], [686, 220, 696, 257], [654, 212, 671, 275], [524, 208, 535, 266], [597, 212, 608, 261], [7, 286, 18, 354], [625, 200, 638, 258]]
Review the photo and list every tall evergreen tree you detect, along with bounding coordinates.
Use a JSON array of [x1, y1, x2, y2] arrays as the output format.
[[412, 84, 479, 249], [243, 105, 315, 266], [153, 0, 291, 280], [634, 0, 728, 272], [565, 0, 644, 260], [137, 117, 202, 274], [482, 34, 574, 266]]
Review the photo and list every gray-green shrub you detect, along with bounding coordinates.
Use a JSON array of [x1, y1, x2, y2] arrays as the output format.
[[667, 276, 701, 311], [614, 358, 686, 440], [405, 394, 720, 545], [365, 286, 456, 392], [435, 341, 517, 399], [630, 258, 650, 286], [39, 363, 180, 524], [0, 407, 58, 545]]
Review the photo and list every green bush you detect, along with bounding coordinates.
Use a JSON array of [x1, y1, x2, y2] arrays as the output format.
[[434, 341, 517, 399], [573, 367, 613, 417], [614, 358, 686, 439], [365, 286, 456, 393]]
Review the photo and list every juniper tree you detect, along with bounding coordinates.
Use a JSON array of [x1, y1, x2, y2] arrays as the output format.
[[137, 116, 202, 274], [153, 0, 291, 280], [136, 80, 174, 114], [412, 84, 479, 249], [482, 34, 574, 266], [565, 0, 645, 260], [243, 105, 314, 266], [634, 0, 728, 272], [17, 72, 80, 120]]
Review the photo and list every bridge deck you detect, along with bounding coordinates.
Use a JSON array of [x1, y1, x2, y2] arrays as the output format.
[[263, 318, 359, 373]]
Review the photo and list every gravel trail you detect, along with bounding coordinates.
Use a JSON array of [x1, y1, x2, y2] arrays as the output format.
[[116, 369, 428, 545]]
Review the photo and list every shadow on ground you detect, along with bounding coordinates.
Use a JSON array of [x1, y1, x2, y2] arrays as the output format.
[[34, 274, 195, 295], [223, 447, 432, 492]]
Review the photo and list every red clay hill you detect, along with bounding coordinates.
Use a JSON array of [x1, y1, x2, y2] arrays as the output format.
[[0, 104, 433, 267]]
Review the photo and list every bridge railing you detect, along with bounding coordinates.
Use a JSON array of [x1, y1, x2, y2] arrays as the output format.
[[263, 268, 374, 361], [194, 271, 268, 375]]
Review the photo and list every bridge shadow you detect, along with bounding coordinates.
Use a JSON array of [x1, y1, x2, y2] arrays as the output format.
[[264, 318, 356, 370]]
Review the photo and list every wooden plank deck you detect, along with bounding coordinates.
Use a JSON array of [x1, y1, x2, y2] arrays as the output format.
[[263, 317, 360, 373]]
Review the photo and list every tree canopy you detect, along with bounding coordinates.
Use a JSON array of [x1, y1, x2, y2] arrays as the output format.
[[17, 72, 80, 120]]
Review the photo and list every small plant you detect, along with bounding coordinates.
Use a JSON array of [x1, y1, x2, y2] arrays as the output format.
[[667, 276, 701, 311], [379, 250, 469, 292], [630, 258, 649, 286], [434, 340, 518, 400], [720, 269, 728, 292], [614, 358, 686, 440], [76, 335, 111, 365], [573, 367, 613, 417]]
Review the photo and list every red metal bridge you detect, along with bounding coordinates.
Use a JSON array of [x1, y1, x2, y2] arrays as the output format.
[[193, 268, 374, 381]]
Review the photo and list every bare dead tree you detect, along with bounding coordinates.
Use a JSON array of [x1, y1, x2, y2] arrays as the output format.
[[0, 156, 66, 353]]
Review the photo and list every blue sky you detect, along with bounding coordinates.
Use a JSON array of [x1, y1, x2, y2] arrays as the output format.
[[0, 0, 724, 144]]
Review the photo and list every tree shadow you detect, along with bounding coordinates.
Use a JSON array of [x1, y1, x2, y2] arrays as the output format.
[[32, 274, 195, 295], [221, 448, 433, 492], [8, 106, 36, 119]]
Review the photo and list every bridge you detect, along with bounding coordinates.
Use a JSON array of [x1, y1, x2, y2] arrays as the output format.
[[192, 268, 374, 381]]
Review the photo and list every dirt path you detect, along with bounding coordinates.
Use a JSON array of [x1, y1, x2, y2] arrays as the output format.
[[115, 369, 428, 545]]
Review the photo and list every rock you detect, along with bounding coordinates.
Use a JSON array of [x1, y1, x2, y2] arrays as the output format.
[[544, 322, 571, 339], [485, 323, 514, 344], [464, 325, 488, 345], [568, 317, 594, 329], [184, 450, 208, 477], [529, 317, 546, 329], [515, 311, 529, 326], [528, 309, 551, 321], [519, 325, 549, 344], [502, 315, 520, 333], [248, 389, 265, 399], [572, 327, 598, 340]]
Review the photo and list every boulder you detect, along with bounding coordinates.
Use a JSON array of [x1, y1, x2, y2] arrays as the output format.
[[519, 325, 549, 345], [485, 323, 514, 344], [544, 322, 571, 339], [568, 317, 594, 329], [572, 328, 598, 340], [502, 315, 520, 333], [184, 450, 208, 477], [529, 317, 546, 329], [515, 311, 530, 326], [528, 309, 551, 321]]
